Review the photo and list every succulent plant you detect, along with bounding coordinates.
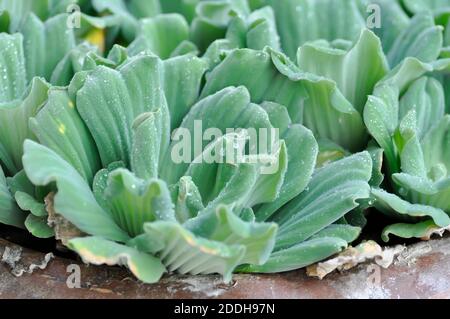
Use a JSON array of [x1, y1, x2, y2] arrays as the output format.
[[0, 0, 450, 284]]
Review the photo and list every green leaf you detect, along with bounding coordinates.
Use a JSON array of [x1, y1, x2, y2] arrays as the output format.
[[92, 161, 124, 210], [299, 77, 367, 153], [190, 0, 250, 52], [131, 111, 169, 180], [201, 48, 307, 123], [311, 224, 361, 243], [381, 219, 446, 242], [20, 13, 76, 83], [316, 139, 349, 169], [22, 140, 129, 243], [143, 205, 277, 281], [170, 176, 204, 223], [50, 43, 98, 87], [68, 236, 166, 283], [367, 146, 384, 187], [381, 57, 450, 91], [186, 205, 278, 265], [181, 132, 249, 204], [126, 0, 160, 19], [0, 0, 49, 32], [145, 221, 245, 281], [14, 191, 46, 217], [170, 40, 199, 57], [0, 10, 10, 32], [0, 33, 27, 103], [104, 169, 176, 237], [402, 0, 450, 16], [239, 237, 348, 273], [0, 77, 50, 175], [24, 214, 54, 238], [202, 39, 235, 69], [266, 0, 365, 59], [260, 101, 290, 134], [160, 0, 199, 23], [387, 12, 443, 67], [396, 112, 427, 178], [7, 170, 35, 197], [392, 115, 450, 212], [225, 5, 280, 51], [363, 58, 450, 175], [162, 54, 208, 130], [0, 165, 26, 228], [244, 6, 280, 51], [271, 152, 372, 251], [256, 104, 318, 221], [201, 47, 368, 151], [399, 77, 445, 140], [297, 29, 389, 115], [30, 88, 101, 184], [243, 141, 288, 207], [160, 86, 273, 184], [185, 133, 287, 214], [107, 44, 129, 66], [358, 0, 410, 53], [421, 115, 450, 180], [371, 188, 450, 228], [128, 14, 190, 59], [91, 0, 140, 42], [76, 55, 167, 167]]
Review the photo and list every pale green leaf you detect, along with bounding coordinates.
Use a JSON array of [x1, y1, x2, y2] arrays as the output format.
[[22, 140, 129, 242], [143, 205, 277, 280], [399, 77, 445, 140], [201, 47, 367, 151], [104, 169, 176, 237], [170, 176, 204, 223], [0, 0, 49, 32], [255, 104, 318, 221], [239, 237, 348, 273], [131, 110, 169, 180], [190, 0, 250, 52], [76, 55, 167, 167], [15, 191, 46, 217], [160, 86, 273, 184], [387, 12, 443, 67], [271, 152, 372, 250], [402, 0, 450, 16], [20, 13, 76, 83], [162, 54, 208, 130], [160, 0, 199, 23], [30, 88, 101, 184], [128, 14, 189, 59], [266, 0, 365, 59], [310, 224, 361, 242], [297, 29, 389, 115], [0, 165, 26, 228], [0, 77, 50, 175], [0, 33, 27, 103], [358, 0, 410, 53], [371, 188, 450, 227], [24, 214, 53, 238], [381, 219, 446, 242], [68, 236, 166, 283]]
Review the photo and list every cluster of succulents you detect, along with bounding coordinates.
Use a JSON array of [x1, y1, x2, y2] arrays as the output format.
[[1, 0, 450, 283]]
